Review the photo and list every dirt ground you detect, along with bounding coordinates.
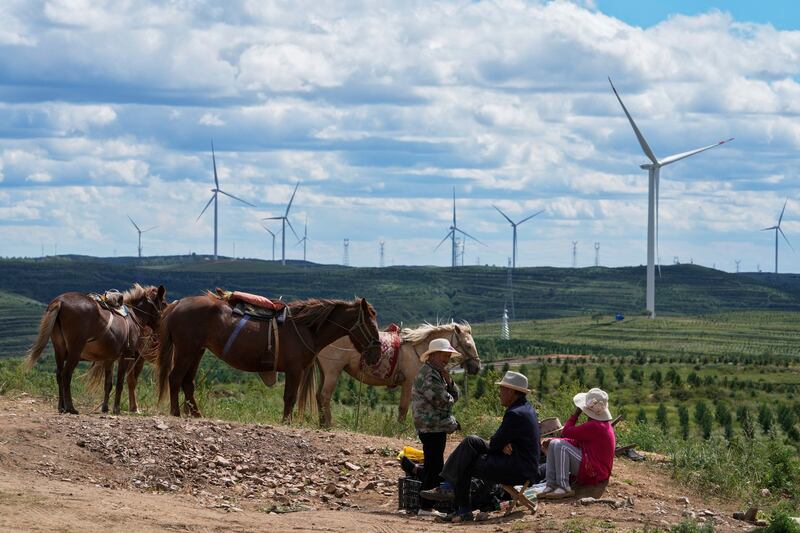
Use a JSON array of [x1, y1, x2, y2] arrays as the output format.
[[0, 394, 755, 532]]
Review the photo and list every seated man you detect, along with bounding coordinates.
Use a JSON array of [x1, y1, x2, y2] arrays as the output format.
[[539, 387, 615, 499], [420, 371, 540, 522]]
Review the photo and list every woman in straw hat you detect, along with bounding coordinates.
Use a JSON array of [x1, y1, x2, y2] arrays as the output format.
[[409, 338, 462, 516], [540, 387, 616, 499]]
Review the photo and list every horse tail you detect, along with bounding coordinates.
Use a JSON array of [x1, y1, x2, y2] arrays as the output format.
[[83, 361, 108, 393], [297, 358, 320, 419], [156, 310, 175, 405], [25, 300, 61, 369]]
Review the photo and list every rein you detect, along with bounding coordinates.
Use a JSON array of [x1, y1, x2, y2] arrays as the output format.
[[324, 303, 380, 355]]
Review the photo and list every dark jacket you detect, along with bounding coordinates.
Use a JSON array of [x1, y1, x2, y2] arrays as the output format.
[[484, 396, 540, 483]]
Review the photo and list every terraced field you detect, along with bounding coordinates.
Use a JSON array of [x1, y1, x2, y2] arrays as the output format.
[[0, 291, 46, 358]]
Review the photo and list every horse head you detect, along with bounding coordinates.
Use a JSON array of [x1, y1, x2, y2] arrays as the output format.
[[351, 298, 382, 365], [452, 322, 481, 375], [126, 284, 167, 329]]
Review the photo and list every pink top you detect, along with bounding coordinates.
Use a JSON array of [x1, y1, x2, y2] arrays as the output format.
[[560, 413, 616, 485]]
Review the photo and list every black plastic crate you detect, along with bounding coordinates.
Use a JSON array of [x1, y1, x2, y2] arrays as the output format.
[[398, 476, 422, 511]]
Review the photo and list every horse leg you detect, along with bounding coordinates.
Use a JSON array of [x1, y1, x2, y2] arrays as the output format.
[[112, 358, 128, 415], [52, 327, 67, 413], [317, 367, 339, 428], [101, 362, 113, 413], [61, 355, 81, 415], [398, 381, 412, 422], [168, 347, 191, 417], [282, 369, 302, 423], [127, 356, 145, 414], [181, 353, 203, 418]]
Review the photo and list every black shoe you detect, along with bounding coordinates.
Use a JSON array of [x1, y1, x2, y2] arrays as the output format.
[[400, 456, 419, 477], [438, 511, 474, 523], [419, 486, 455, 502]]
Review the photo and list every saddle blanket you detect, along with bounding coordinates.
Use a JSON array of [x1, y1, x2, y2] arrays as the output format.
[[215, 288, 286, 312], [88, 291, 129, 316], [360, 330, 402, 383]]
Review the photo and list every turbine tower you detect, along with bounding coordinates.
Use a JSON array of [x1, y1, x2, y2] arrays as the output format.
[[379, 240, 385, 268], [262, 182, 300, 265], [572, 241, 578, 268], [435, 187, 485, 267], [493, 205, 544, 268], [127, 215, 157, 258], [594, 242, 600, 267], [735, 259, 741, 273], [343, 238, 350, 266], [261, 225, 276, 261], [762, 199, 793, 274], [296, 217, 309, 262], [196, 141, 256, 260], [610, 78, 733, 318]]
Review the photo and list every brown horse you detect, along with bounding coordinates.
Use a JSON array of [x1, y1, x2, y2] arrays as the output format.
[[156, 295, 381, 421], [25, 284, 167, 414]]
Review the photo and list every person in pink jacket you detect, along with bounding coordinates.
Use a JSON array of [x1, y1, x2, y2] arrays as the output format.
[[540, 388, 616, 499]]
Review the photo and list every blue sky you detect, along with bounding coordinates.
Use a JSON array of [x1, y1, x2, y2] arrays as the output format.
[[1, 0, 799, 271]]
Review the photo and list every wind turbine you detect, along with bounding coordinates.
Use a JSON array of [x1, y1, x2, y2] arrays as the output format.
[[493, 205, 544, 268], [262, 182, 300, 265], [609, 77, 733, 318], [762, 199, 793, 274], [261, 224, 276, 261], [435, 187, 485, 267], [127, 216, 157, 258], [296, 216, 309, 262], [196, 141, 256, 260]]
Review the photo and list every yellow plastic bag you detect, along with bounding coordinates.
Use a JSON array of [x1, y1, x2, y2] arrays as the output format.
[[397, 445, 425, 463]]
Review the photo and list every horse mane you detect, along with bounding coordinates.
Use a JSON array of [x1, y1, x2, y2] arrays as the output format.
[[400, 321, 471, 343], [122, 283, 157, 304], [289, 298, 356, 329]]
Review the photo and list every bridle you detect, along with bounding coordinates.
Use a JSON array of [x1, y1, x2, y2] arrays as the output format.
[[325, 301, 382, 355]]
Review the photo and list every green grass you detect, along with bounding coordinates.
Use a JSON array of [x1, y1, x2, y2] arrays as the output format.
[[0, 291, 46, 358]]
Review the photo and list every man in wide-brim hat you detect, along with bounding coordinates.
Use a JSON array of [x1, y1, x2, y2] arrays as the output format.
[[539, 387, 616, 500], [409, 338, 462, 517], [420, 370, 540, 522]]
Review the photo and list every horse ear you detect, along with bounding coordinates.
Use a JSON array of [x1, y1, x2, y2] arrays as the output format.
[[454, 323, 462, 333], [157, 285, 166, 300], [360, 297, 371, 314]]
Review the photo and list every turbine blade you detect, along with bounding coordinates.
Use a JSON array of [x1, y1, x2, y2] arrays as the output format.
[[211, 140, 219, 189], [217, 189, 257, 207], [285, 218, 300, 240], [659, 138, 734, 167], [517, 209, 545, 225], [285, 182, 300, 216], [780, 227, 794, 252], [493, 205, 514, 225], [778, 198, 788, 226], [452, 187, 457, 227], [142, 226, 158, 233], [127, 215, 141, 232], [608, 77, 658, 165], [762, 226, 778, 231], [434, 231, 453, 251], [261, 224, 276, 237], [196, 194, 215, 222], [455, 227, 487, 246], [262, 216, 284, 220]]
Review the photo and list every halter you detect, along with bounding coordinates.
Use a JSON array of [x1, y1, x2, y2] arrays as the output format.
[[326, 302, 381, 355]]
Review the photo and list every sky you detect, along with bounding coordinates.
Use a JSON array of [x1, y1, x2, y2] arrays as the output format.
[[1, 1, 799, 271]]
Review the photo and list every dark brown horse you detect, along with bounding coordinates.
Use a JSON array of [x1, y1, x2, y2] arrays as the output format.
[[156, 295, 381, 421], [26, 284, 167, 414]]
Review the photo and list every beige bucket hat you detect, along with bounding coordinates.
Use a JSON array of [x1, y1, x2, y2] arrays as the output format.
[[495, 370, 531, 393], [573, 388, 613, 421], [420, 338, 461, 362]]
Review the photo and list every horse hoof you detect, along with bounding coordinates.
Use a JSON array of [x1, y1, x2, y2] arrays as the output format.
[[67, 409, 79, 415], [101, 406, 109, 414], [112, 409, 121, 416]]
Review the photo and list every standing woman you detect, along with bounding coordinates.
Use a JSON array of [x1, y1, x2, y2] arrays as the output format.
[[410, 338, 461, 516]]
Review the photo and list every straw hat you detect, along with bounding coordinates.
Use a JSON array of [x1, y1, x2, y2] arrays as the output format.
[[539, 417, 563, 437], [420, 338, 461, 362], [573, 388, 612, 421], [495, 371, 530, 393]]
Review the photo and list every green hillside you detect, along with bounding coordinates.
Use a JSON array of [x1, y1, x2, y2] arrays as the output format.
[[0, 291, 47, 358]]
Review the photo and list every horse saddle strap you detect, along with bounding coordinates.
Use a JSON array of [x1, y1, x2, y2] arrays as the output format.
[[263, 317, 280, 370]]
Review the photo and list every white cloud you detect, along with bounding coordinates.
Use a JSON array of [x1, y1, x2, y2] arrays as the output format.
[[199, 113, 225, 126], [26, 171, 52, 183]]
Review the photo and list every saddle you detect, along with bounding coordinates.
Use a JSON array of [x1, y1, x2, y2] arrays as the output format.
[[214, 288, 287, 323], [88, 289, 129, 317]]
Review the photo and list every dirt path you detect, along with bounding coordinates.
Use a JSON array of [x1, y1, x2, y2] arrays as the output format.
[[0, 394, 752, 532]]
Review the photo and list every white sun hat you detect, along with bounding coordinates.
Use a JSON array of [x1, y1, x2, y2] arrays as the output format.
[[420, 338, 461, 362], [573, 388, 613, 421], [494, 370, 531, 393]]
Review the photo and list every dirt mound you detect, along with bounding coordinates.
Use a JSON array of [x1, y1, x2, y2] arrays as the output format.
[[0, 394, 752, 532]]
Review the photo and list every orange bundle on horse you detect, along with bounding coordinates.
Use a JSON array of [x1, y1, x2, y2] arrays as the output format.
[[156, 293, 381, 421], [25, 284, 167, 414]]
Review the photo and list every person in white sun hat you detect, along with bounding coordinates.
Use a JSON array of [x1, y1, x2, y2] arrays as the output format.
[[539, 387, 616, 500], [410, 338, 462, 517]]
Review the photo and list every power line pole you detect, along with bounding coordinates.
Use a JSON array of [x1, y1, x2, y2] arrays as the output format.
[[735, 259, 740, 273], [501, 306, 510, 340], [379, 240, 385, 268], [343, 239, 350, 266], [572, 241, 578, 268], [594, 242, 600, 267]]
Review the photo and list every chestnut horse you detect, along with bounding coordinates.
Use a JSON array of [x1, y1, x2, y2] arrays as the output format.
[[25, 284, 167, 414], [308, 322, 482, 427], [156, 295, 381, 421]]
